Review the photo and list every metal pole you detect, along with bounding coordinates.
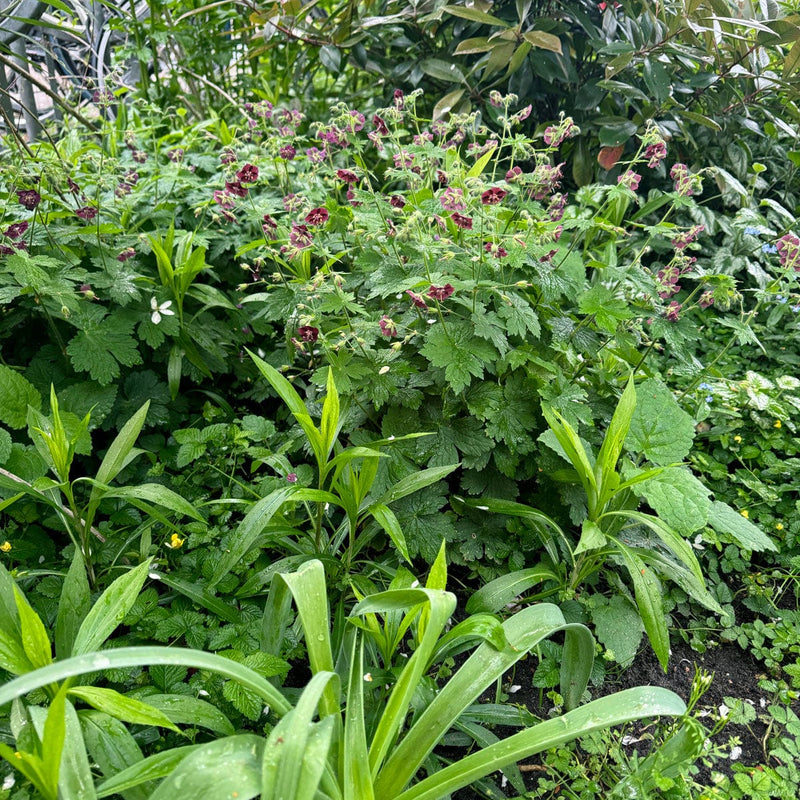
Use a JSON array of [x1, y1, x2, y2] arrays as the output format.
[[9, 37, 40, 141]]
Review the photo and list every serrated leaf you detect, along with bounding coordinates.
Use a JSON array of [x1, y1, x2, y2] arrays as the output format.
[[0, 364, 41, 429], [707, 502, 777, 552], [421, 323, 496, 394], [222, 680, 263, 721], [66, 315, 143, 386], [590, 595, 644, 667], [635, 467, 711, 535], [627, 380, 695, 465]]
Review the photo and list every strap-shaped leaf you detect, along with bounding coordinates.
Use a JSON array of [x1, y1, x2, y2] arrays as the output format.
[[68, 687, 179, 732], [343, 639, 374, 800], [393, 687, 686, 800], [87, 401, 149, 524], [95, 745, 200, 798], [209, 486, 295, 587], [596, 377, 636, 508], [149, 735, 263, 800], [375, 603, 570, 798], [55, 549, 91, 660], [465, 565, 560, 614], [72, 560, 152, 657]]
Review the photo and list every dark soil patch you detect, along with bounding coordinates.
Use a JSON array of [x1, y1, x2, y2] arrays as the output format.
[[451, 636, 797, 799]]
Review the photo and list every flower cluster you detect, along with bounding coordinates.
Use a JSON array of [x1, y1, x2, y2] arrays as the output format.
[[543, 114, 580, 148], [776, 232, 799, 270], [670, 164, 702, 197]]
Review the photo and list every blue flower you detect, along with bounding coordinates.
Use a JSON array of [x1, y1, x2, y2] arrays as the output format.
[[763, 243, 778, 254], [792, 305, 800, 313], [744, 226, 761, 236], [777, 295, 788, 304], [706, 395, 714, 403], [698, 382, 713, 392]]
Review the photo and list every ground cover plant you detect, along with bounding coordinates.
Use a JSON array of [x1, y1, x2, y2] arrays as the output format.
[[2, 0, 800, 797]]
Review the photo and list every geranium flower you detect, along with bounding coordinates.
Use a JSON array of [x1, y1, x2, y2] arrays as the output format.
[[225, 180, 248, 198], [279, 145, 296, 160], [76, 206, 98, 221], [451, 212, 473, 230], [481, 187, 507, 205], [441, 187, 466, 211], [289, 224, 313, 248], [150, 297, 175, 324], [16, 189, 41, 210], [305, 207, 329, 225], [406, 290, 428, 309], [336, 169, 358, 184], [373, 114, 389, 135], [428, 284, 454, 301], [297, 325, 319, 342], [379, 316, 397, 337], [236, 163, 259, 182]]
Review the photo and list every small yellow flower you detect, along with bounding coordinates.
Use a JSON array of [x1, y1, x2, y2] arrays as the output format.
[[776, 522, 784, 531], [740, 510, 749, 519], [774, 419, 782, 429], [168, 533, 185, 549], [0, 540, 11, 553], [733, 435, 742, 444]]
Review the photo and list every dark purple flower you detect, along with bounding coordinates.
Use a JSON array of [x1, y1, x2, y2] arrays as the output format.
[[76, 206, 98, 221], [665, 301, 681, 322], [118, 247, 136, 262], [168, 148, 184, 162], [306, 146, 326, 163], [481, 187, 507, 205], [236, 163, 259, 183], [262, 214, 278, 235], [279, 145, 297, 160], [379, 315, 397, 337], [220, 149, 237, 165], [305, 207, 329, 226], [390, 195, 406, 209], [505, 166, 523, 183], [644, 141, 667, 169], [451, 212, 473, 230], [286, 472, 298, 483], [672, 224, 705, 251], [67, 178, 80, 194], [132, 150, 147, 164], [347, 189, 361, 207], [484, 241, 508, 258], [406, 290, 428, 309], [336, 169, 358, 184], [213, 190, 235, 209], [428, 284, 455, 301], [347, 110, 366, 132], [298, 325, 319, 342], [17, 189, 41, 210], [225, 180, 248, 199], [4, 221, 28, 239], [373, 114, 389, 135], [394, 89, 404, 109], [290, 223, 313, 249]]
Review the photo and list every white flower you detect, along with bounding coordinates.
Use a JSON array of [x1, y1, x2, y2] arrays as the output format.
[[150, 296, 175, 324]]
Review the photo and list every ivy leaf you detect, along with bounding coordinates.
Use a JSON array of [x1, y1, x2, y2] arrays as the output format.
[[67, 309, 142, 385], [634, 467, 710, 535], [0, 364, 41, 429], [627, 380, 695, 465], [421, 322, 496, 394]]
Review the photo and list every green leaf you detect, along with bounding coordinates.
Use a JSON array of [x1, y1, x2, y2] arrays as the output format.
[[148, 735, 264, 800], [14, 586, 52, 669], [421, 323, 496, 394], [521, 30, 562, 53], [575, 520, 607, 555], [68, 687, 180, 732], [102, 484, 204, 522], [132, 694, 234, 735], [467, 145, 498, 179], [95, 746, 200, 798], [596, 377, 636, 506], [42, 686, 69, 799], [60, 701, 97, 800], [707, 501, 777, 552], [375, 464, 458, 507], [465, 566, 560, 614], [72, 561, 152, 657], [442, 4, 507, 26], [0, 364, 40, 429], [87, 401, 150, 521], [616, 543, 669, 671], [392, 687, 684, 800], [590, 595, 644, 667], [627, 380, 695, 465], [634, 468, 710, 535], [320, 367, 341, 460], [66, 314, 142, 386], [368, 503, 411, 563], [209, 486, 295, 587], [578, 285, 632, 332], [55, 549, 91, 660]]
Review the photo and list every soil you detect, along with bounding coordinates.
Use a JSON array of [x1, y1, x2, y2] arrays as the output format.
[[450, 635, 798, 799]]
